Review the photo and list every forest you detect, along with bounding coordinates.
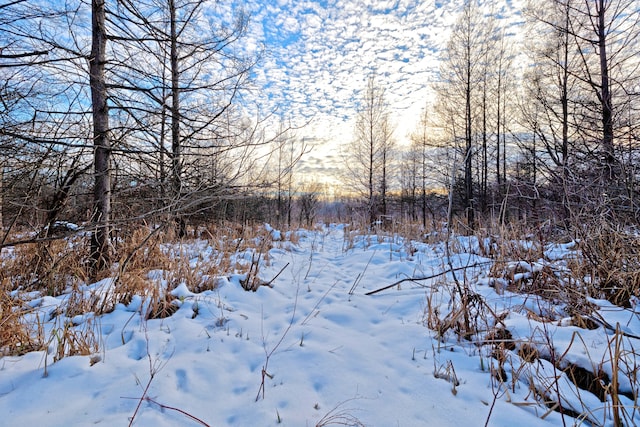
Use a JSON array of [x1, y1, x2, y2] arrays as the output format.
[[1, 0, 640, 425], [1, 0, 639, 268]]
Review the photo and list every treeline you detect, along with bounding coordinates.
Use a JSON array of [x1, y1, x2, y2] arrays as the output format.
[[1, 0, 640, 279], [346, 0, 640, 231], [0, 0, 307, 275]]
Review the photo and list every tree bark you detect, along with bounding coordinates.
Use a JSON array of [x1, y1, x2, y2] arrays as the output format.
[[597, 0, 615, 178], [0, 165, 3, 231], [465, 46, 475, 229], [169, 0, 185, 237], [89, 0, 111, 274]]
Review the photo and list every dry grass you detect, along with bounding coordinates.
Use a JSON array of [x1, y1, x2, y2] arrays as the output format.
[[315, 398, 365, 427], [2, 216, 639, 423], [478, 216, 640, 310], [0, 222, 283, 359], [573, 220, 640, 307], [409, 214, 640, 425], [2, 238, 88, 296], [48, 315, 101, 364], [0, 283, 43, 356]]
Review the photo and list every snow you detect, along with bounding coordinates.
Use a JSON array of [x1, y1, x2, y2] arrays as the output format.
[[1, 225, 639, 426]]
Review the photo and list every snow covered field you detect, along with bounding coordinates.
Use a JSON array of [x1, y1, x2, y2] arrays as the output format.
[[1, 224, 639, 426]]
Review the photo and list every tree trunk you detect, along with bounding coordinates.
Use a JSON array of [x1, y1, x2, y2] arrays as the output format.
[[381, 145, 387, 217], [597, 0, 615, 178], [369, 106, 375, 225], [89, 0, 111, 274], [481, 74, 487, 213], [561, 2, 570, 220], [169, 0, 185, 237], [465, 54, 475, 229], [0, 165, 3, 231]]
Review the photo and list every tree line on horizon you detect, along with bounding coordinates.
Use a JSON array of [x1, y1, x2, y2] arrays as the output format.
[[1, 0, 639, 276], [348, 0, 639, 233]]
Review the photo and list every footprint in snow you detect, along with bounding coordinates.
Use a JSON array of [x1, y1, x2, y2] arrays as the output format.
[[175, 368, 188, 391], [127, 337, 147, 361]]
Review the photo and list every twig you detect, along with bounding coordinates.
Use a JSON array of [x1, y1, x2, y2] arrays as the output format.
[[128, 326, 154, 427], [128, 374, 154, 427], [265, 262, 290, 287], [350, 250, 377, 294], [144, 397, 210, 426], [365, 261, 492, 295], [256, 283, 300, 401], [302, 280, 339, 325], [127, 321, 172, 426]]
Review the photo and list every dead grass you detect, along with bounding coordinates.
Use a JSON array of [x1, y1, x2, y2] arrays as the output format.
[[2, 238, 88, 296], [0, 282, 43, 356], [573, 219, 640, 307], [48, 315, 101, 364], [409, 214, 640, 425], [0, 222, 282, 359], [2, 216, 639, 423]]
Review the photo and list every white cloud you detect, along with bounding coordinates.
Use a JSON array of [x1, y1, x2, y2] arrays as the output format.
[[234, 0, 524, 178]]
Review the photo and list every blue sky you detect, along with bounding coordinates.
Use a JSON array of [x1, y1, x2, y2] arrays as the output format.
[[244, 0, 448, 118], [228, 0, 524, 184]]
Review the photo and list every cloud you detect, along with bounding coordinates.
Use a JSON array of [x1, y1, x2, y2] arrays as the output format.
[[242, 1, 453, 123], [233, 0, 526, 178]]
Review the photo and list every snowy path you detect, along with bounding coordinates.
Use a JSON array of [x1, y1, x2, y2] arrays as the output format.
[[1, 226, 576, 426]]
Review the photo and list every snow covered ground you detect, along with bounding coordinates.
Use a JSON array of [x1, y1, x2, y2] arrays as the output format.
[[1, 224, 639, 426]]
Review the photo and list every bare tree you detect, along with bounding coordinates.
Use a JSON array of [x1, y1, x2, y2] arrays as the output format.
[[88, 0, 112, 272], [1, 1, 49, 235], [524, 0, 640, 220], [400, 144, 420, 222], [523, 0, 579, 219], [0, 1, 97, 245], [408, 105, 441, 228], [269, 124, 308, 227], [438, 0, 489, 229], [297, 182, 321, 227], [345, 75, 394, 225], [108, 0, 262, 233]]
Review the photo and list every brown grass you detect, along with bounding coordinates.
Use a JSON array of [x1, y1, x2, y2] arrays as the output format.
[[49, 315, 101, 363], [0, 283, 43, 356], [411, 214, 640, 425], [2, 238, 88, 296], [0, 222, 281, 359], [574, 220, 640, 307]]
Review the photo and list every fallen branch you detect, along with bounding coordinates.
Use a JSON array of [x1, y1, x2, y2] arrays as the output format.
[[364, 261, 492, 296], [144, 397, 210, 426], [265, 262, 290, 287]]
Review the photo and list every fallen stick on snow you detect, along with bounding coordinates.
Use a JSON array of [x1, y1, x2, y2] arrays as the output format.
[[364, 261, 493, 296]]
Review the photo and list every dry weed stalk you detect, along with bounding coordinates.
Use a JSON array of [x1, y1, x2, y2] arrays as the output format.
[[0, 284, 43, 356], [575, 220, 640, 307], [315, 398, 365, 427], [241, 233, 273, 291], [256, 284, 300, 402]]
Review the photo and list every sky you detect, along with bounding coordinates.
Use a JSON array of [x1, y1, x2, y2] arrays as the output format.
[[231, 0, 525, 186]]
